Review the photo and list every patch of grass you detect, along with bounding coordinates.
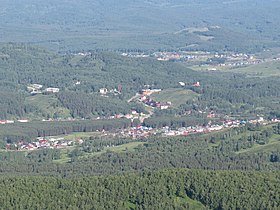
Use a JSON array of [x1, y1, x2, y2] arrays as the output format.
[[80, 142, 145, 159], [227, 60, 280, 77], [124, 201, 136, 210], [151, 88, 198, 107], [236, 134, 280, 154], [175, 195, 205, 209], [25, 94, 71, 119], [53, 147, 75, 164], [191, 65, 228, 71], [58, 132, 101, 140]]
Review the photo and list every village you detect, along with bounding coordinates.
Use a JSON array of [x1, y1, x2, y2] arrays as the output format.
[[2, 79, 280, 152], [121, 50, 280, 70], [7, 113, 275, 152], [6, 136, 82, 151]]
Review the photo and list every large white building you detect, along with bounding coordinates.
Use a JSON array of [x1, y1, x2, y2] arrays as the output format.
[[45, 88, 60, 93]]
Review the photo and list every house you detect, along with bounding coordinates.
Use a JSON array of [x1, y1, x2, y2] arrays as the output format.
[[99, 88, 108, 95], [31, 90, 42, 95], [32, 84, 43, 90], [18, 119, 29, 123], [179, 82, 185, 86], [192, 82, 201, 87], [6, 120, 14, 124], [45, 88, 60, 93], [141, 89, 161, 96]]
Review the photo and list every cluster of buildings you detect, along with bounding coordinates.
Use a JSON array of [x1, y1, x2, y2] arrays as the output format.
[[121, 50, 279, 70], [0, 119, 29, 125], [7, 137, 80, 151], [105, 116, 273, 139], [99, 88, 121, 96], [109, 125, 154, 139], [138, 89, 172, 110], [161, 124, 224, 136], [139, 96, 171, 110], [95, 110, 149, 123], [27, 84, 59, 95]]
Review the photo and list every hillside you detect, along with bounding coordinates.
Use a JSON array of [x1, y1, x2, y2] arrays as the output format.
[[0, 0, 280, 51], [1, 44, 280, 120], [229, 60, 280, 77]]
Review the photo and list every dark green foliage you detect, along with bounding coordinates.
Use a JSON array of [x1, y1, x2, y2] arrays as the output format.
[[0, 169, 279, 210], [57, 91, 131, 118], [0, 0, 280, 52], [144, 115, 209, 128]]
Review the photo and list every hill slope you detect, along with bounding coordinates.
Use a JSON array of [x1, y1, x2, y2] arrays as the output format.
[[0, 0, 280, 51]]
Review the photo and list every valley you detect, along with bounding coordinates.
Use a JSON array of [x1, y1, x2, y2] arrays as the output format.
[[1, 1, 280, 209]]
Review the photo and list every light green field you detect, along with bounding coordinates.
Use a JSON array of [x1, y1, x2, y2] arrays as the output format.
[[236, 134, 280, 154], [54, 142, 145, 163], [81, 142, 145, 159], [151, 88, 198, 107], [54, 132, 101, 140], [25, 94, 71, 119], [175, 195, 205, 209], [191, 65, 228, 71], [227, 60, 280, 77], [53, 147, 75, 164]]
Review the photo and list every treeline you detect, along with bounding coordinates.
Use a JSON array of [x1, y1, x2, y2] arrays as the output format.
[[0, 91, 27, 119], [57, 91, 145, 118], [143, 115, 209, 128], [0, 169, 279, 210], [0, 119, 130, 144]]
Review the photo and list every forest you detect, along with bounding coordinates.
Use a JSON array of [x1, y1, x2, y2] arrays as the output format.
[[0, 0, 280, 52], [0, 169, 279, 209]]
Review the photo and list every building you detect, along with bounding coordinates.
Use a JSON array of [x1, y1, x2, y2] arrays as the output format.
[[99, 88, 108, 95], [45, 88, 60, 93], [192, 82, 200, 87]]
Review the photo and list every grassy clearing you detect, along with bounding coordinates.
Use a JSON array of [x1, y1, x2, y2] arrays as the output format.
[[80, 142, 145, 160], [191, 65, 228, 71], [151, 88, 198, 107], [53, 147, 75, 164], [56, 132, 101, 140], [25, 94, 71, 119], [175, 195, 205, 209], [236, 134, 280, 154], [227, 60, 280, 77]]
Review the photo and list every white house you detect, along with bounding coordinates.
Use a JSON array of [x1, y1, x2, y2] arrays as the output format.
[[45, 88, 60, 93]]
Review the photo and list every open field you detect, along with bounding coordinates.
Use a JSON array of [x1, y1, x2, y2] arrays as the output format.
[[226, 60, 280, 77], [54, 141, 145, 163], [25, 94, 71, 119], [175, 195, 205, 210], [236, 134, 280, 154], [190, 65, 228, 71], [151, 88, 198, 107], [80, 142, 145, 160], [53, 132, 101, 141], [53, 147, 75, 164]]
